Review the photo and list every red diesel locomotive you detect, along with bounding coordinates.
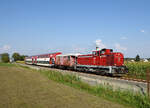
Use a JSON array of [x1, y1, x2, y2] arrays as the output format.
[[25, 48, 128, 76], [76, 49, 127, 75]]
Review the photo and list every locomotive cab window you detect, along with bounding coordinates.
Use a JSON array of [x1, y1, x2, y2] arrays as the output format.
[[110, 49, 113, 53], [100, 49, 106, 54]]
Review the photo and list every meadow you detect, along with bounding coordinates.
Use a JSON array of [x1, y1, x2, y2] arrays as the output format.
[[0, 64, 125, 108], [1, 62, 150, 108]]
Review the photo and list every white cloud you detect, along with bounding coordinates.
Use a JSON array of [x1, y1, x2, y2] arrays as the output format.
[[95, 39, 106, 50], [0, 45, 11, 52], [140, 30, 145, 33], [115, 43, 127, 51], [3, 45, 11, 51], [74, 47, 87, 53], [121, 36, 127, 40]]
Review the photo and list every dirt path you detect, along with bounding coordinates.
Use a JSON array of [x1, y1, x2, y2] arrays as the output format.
[[0, 66, 128, 108]]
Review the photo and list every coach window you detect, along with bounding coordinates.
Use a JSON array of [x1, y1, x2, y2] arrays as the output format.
[[92, 51, 96, 55], [68, 56, 70, 61]]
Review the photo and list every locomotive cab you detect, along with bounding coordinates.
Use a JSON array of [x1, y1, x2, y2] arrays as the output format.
[[92, 49, 113, 56], [93, 48, 125, 67], [92, 48, 114, 66]]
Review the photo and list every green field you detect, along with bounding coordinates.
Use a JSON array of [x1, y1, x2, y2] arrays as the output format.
[[125, 62, 150, 80]]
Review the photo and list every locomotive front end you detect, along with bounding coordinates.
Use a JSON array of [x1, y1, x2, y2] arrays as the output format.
[[112, 53, 128, 75]]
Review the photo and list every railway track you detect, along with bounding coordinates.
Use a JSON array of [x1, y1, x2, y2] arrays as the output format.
[[117, 77, 147, 83], [42, 66, 147, 84], [16, 63, 147, 94], [17, 63, 147, 83]]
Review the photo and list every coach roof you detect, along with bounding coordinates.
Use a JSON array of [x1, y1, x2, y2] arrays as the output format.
[[57, 53, 81, 57]]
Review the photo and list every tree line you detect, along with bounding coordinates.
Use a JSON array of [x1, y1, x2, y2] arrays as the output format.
[[0, 53, 28, 63]]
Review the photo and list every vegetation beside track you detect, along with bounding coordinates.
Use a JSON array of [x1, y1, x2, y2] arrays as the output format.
[[16, 61, 25, 64], [39, 69, 150, 108], [125, 62, 150, 80]]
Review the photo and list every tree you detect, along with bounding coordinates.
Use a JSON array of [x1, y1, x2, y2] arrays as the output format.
[[135, 54, 140, 62], [12, 53, 21, 61], [20, 55, 28, 61], [1, 53, 10, 63]]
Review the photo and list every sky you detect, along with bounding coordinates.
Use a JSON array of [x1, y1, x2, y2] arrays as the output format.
[[0, 0, 150, 58]]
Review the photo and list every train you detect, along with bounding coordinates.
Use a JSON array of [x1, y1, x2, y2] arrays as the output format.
[[25, 48, 128, 76]]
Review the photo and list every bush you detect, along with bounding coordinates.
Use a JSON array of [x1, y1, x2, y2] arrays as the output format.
[[12, 52, 27, 61], [1, 53, 10, 63]]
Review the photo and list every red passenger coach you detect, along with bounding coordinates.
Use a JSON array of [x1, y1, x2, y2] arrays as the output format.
[[25, 52, 62, 66], [55, 54, 79, 69], [36, 52, 62, 66]]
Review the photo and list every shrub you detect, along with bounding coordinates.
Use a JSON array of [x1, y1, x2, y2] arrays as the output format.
[[1, 53, 10, 63]]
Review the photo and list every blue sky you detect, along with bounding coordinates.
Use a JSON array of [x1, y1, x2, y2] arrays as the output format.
[[0, 0, 150, 58]]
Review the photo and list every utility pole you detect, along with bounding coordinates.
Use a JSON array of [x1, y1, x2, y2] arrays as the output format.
[[147, 68, 150, 97]]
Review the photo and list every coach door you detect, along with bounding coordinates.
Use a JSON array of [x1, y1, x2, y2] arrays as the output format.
[[32, 58, 34, 64], [50, 57, 55, 65]]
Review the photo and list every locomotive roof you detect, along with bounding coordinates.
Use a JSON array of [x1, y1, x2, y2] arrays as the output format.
[[92, 48, 113, 52]]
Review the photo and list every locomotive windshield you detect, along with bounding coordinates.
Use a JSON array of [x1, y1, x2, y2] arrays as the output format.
[[110, 49, 113, 52], [100, 49, 106, 54], [92, 51, 100, 56]]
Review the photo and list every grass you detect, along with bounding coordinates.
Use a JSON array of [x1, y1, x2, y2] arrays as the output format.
[[39, 69, 150, 108], [0, 62, 15, 67], [16, 61, 25, 64], [3, 62, 150, 107], [0, 64, 126, 108], [125, 61, 150, 80]]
